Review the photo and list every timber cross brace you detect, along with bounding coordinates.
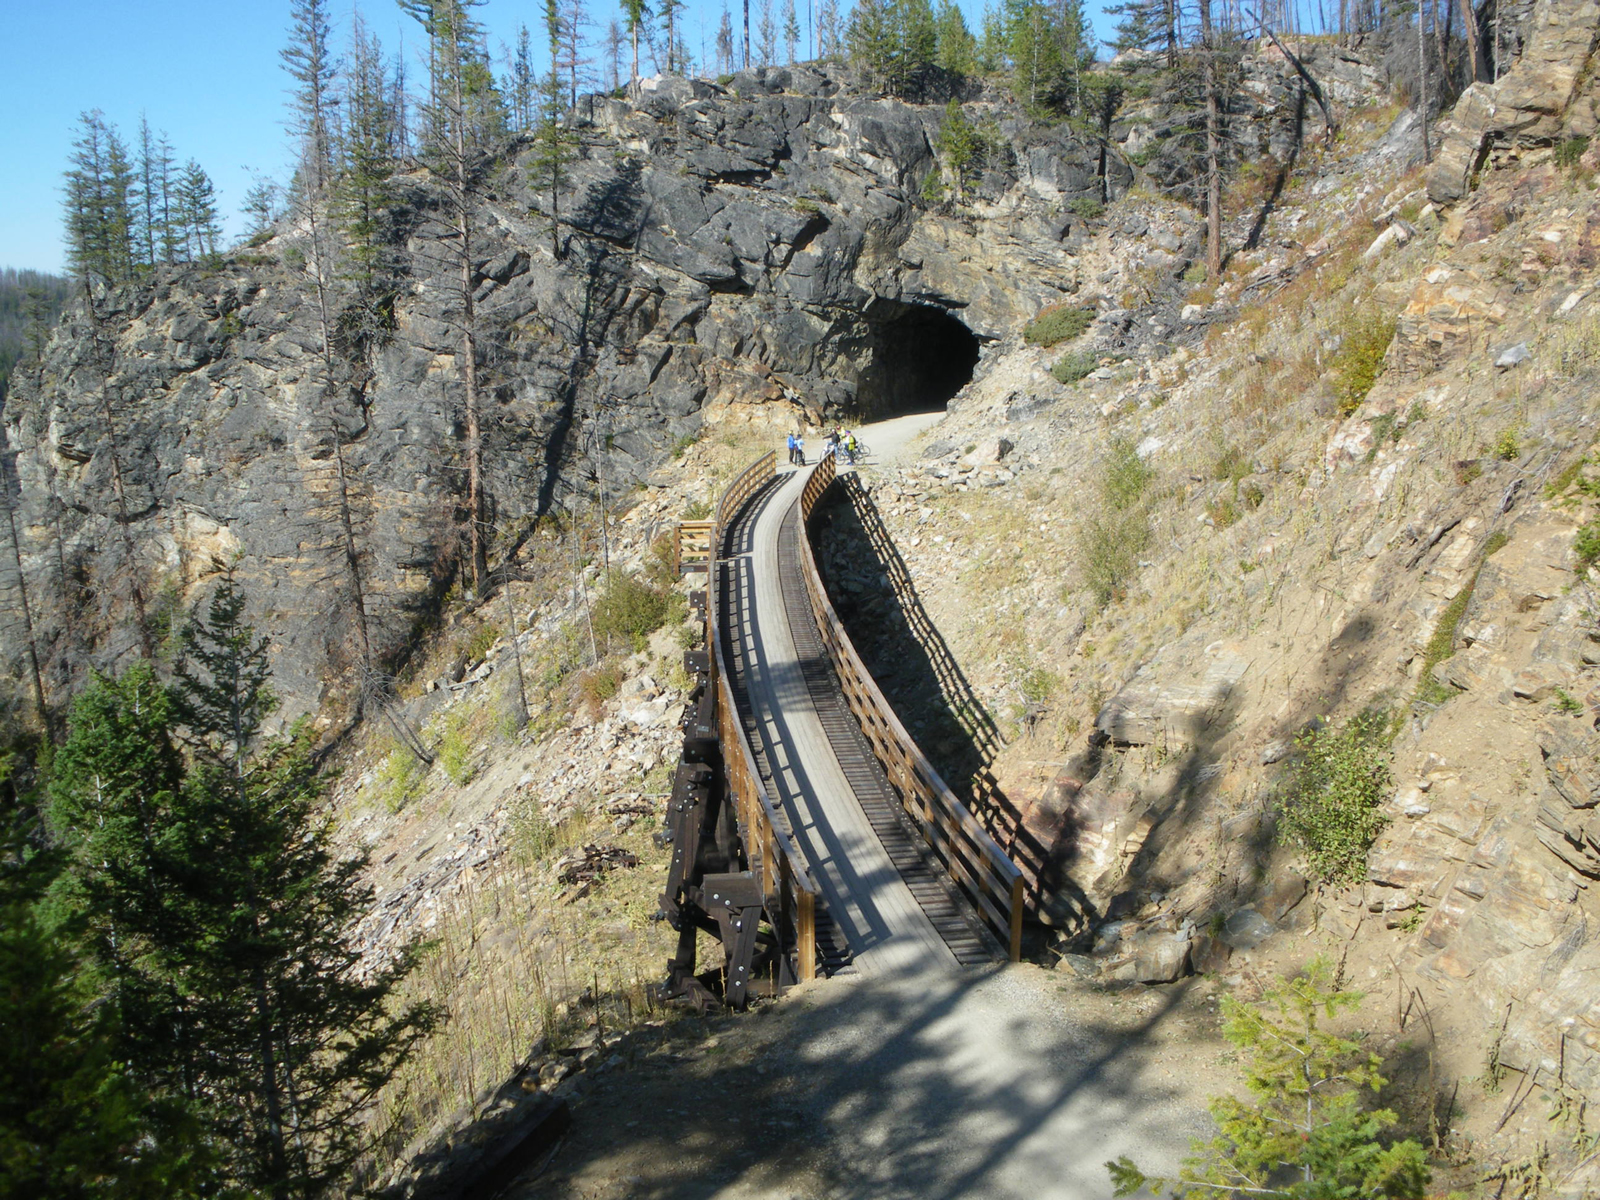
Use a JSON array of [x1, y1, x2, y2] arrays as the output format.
[[653, 596, 803, 1011]]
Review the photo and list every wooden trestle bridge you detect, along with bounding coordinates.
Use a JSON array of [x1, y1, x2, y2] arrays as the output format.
[[658, 451, 1026, 1007]]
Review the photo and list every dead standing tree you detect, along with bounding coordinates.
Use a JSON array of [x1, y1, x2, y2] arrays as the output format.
[[403, 0, 497, 597]]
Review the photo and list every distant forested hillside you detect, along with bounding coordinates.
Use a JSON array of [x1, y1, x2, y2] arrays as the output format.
[[0, 267, 72, 401]]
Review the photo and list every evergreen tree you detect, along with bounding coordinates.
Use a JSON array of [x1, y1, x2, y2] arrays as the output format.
[[757, 0, 777, 62], [934, 98, 979, 200], [934, 0, 976, 74], [1109, 961, 1430, 1200], [335, 12, 399, 293], [281, 0, 340, 194], [175, 161, 221, 263], [63, 111, 137, 283], [848, 0, 935, 94], [659, 0, 685, 70], [621, 0, 652, 81], [512, 23, 538, 127], [602, 19, 625, 89], [48, 664, 193, 1079], [977, 2, 1008, 71], [242, 175, 282, 239], [401, 0, 500, 592], [165, 571, 437, 1198], [783, 0, 801, 62], [556, 0, 593, 106], [817, 0, 842, 59], [51, 573, 437, 1198], [1003, 0, 1062, 109], [534, 0, 581, 257], [0, 792, 215, 1198], [716, 6, 737, 71], [134, 116, 166, 270]]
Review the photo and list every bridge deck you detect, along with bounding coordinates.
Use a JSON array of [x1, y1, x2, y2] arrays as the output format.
[[720, 466, 999, 977]]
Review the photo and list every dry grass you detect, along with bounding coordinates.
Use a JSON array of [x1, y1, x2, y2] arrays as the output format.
[[367, 803, 676, 1172]]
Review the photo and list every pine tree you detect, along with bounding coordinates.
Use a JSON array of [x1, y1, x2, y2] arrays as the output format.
[[621, 0, 652, 82], [556, 0, 593, 106], [783, 0, 800, 62], [52, 574, 438, 1198], [660, 0, 685, 70], [935, 98, 979, 200], [757, 0, 777, 62], [0, 794, 215, 1198], [48, 663, 192, 1073], [1108, 961, 1430, 1200], [337, 11, 399, 291], [166, 572, 437, 1197], [716, 5, 737, 69], [175, 161, 221, 263], [934, 0, 977, 74], [401, 0, 500, 593], [817, 0, 842, 59], [134, 116, 165, 270], [281, 0, 340, 195], [63, 111, 137, 283], [242, 176, 282, 239], [512, 23, 538, 127], [534, 0, 581, 257]]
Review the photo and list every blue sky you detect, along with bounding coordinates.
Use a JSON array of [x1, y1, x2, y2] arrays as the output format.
[[0, 1, 1122, 274]]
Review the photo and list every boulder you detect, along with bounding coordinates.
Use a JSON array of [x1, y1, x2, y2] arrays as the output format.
[[1221, 908, 1275, 950]]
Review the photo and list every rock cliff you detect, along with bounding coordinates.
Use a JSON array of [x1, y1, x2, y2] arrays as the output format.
[[1, 65, 1117, 720]]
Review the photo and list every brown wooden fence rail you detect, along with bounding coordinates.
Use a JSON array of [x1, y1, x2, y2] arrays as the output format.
[[799, 454, 1025, 961], [706, 452, 819, 983]]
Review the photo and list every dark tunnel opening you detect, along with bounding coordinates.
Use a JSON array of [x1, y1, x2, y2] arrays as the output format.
[[854, 302, 982, 420]]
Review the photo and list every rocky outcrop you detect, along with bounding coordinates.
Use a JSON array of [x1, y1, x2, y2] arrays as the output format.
[[1426, 0, 1600, 204], [0, 67, 1128, 721]]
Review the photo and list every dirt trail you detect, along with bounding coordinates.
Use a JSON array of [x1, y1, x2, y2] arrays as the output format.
[[514, 965, 1223, 1200]]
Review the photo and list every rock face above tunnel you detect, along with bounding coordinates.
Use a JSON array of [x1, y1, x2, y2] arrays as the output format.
[[1, 60, 1342, 719], [0, 66, 1125, 719]]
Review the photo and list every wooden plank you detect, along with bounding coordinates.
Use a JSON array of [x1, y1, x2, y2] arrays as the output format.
[[794, 461, 1025, 950]]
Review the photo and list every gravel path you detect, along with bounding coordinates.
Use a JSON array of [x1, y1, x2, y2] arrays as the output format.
[[511, 404, 1216, 1199], [517, 965, 1218, 1200]]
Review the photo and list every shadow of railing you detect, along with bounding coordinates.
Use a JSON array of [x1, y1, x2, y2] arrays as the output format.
[[814, 472, 1054, 905]]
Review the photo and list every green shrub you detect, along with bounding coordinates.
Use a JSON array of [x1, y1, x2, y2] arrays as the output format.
[[375, 744, 427, 812], [462, 622, 500, 664], [1575, 520, 1600, 576], [1277, 711, 1393, 886], [1207, 495, 1241, 528], [1067, 196, 1105, 220], [574, 660, 624, 717], [1555, 135, 1591, 171], [1491, 426, 1523, 462], [1051, 350, 1098, 385], [1080, 508, 1151, 606], [592, 573, 673, 651], [683, 498, 712, 520], [436, 709, 477, 786], [1329, 311, 1397, 416], [1079, 442, 1155, 606], [1025, 304, 1096, 349], [1101, 437, 1154, 512], [1212, 444, 1250, 483]]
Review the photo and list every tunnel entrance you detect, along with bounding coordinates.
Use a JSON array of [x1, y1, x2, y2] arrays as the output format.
[[854, 302, 982, 420]]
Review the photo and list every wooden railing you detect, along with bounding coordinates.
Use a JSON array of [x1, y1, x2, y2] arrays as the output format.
[[674, 520, 713, 573], [798, 454, 1025, 961], [706, 451, 818, 983]]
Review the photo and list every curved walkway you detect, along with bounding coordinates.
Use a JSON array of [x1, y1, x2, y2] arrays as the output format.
[[724, 465, 968, 976]]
